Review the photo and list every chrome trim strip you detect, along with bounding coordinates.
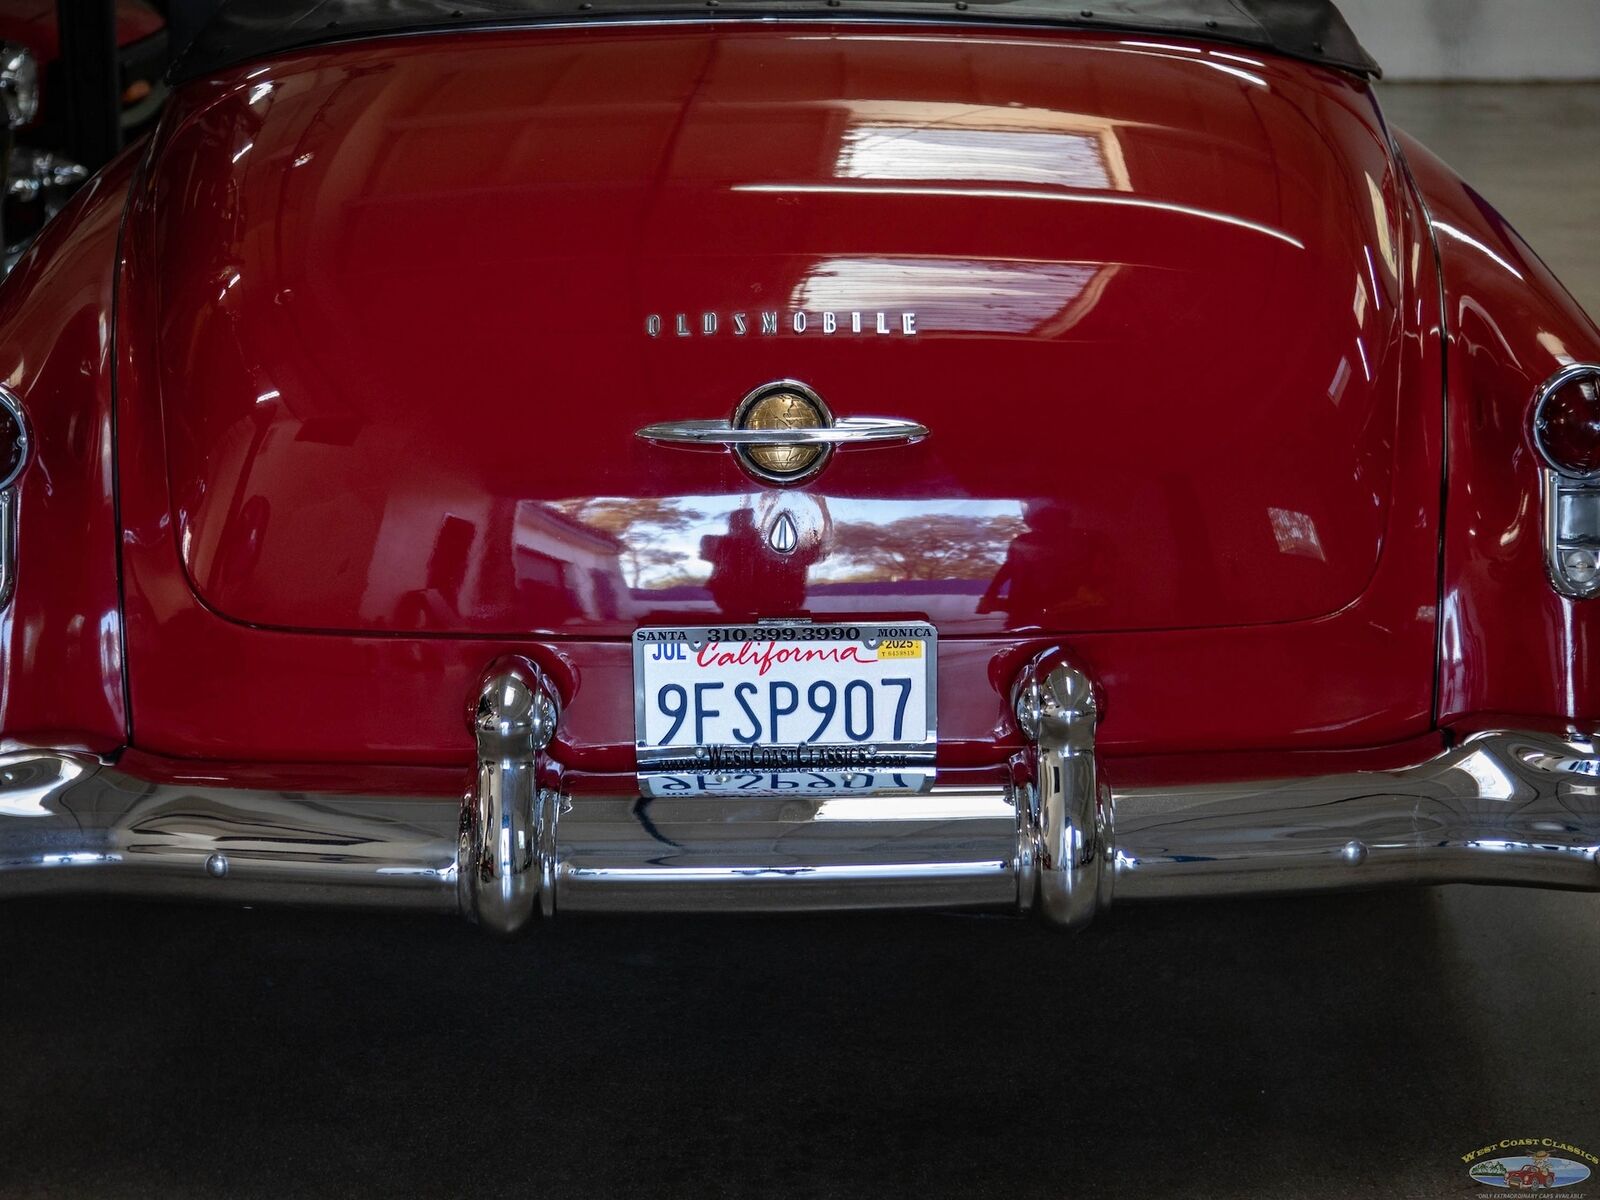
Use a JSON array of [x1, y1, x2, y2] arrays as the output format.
[[0, 752, 462, 910], [0, 488, 15, 609], [635, 415, 929, 448], [2, 731, 1596, 930], [1112, 731, 1600, 898], [551, 784, 1018, 915], [0, 384, 28, 607]]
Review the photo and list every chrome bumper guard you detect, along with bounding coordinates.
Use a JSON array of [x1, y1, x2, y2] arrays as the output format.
[[3, 655, 1598, 932]]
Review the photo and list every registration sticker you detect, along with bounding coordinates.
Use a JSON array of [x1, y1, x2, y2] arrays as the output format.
[[877, 639, 923, 660]]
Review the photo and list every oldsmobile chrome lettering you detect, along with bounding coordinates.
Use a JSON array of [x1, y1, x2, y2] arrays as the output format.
[[646, 310, 917, 337]]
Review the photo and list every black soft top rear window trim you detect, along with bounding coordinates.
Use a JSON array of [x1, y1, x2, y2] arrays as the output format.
[[171, 0, 1379, 82]]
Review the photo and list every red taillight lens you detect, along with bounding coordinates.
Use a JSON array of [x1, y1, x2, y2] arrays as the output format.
[[1534, 368, 1600, 477]]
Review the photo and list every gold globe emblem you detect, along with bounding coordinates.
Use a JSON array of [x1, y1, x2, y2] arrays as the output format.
[[732, 382, 833, 484]]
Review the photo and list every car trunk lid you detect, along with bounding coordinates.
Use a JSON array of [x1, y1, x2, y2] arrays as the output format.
[[149, 24, 1421, 637]]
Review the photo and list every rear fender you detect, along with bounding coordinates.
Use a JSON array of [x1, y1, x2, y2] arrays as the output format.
[[1398, 131, 1600, 730], [0, 149, 139, 753]]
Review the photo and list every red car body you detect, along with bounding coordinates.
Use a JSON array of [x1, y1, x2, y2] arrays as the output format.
[[0, 0, 1596, 932]]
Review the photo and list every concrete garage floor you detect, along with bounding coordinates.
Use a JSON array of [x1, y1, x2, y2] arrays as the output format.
[[3, 85, 1600, 1200]]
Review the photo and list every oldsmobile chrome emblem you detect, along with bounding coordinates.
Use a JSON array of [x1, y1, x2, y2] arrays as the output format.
[[634, 379, 930, 488], [733, 382, 832, 483]]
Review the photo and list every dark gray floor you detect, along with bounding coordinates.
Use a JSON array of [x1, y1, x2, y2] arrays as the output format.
[[5, 85, 1600, 1200], [2, 887, 1597, 1199]]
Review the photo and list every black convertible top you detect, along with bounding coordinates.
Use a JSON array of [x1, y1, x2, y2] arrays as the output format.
[[172, 0, 1378, 82]]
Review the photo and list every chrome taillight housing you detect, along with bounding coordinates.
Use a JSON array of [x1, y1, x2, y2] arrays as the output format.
[[0, 385, 23, 607], [0, 385, 27, 490], [1535, 364, 1600, 478], [1534, 365, 1600, 598]]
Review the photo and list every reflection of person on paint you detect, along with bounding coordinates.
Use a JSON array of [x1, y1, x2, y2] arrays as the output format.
[[977, 501, 1109, 625], [702, 508, 820, 614]]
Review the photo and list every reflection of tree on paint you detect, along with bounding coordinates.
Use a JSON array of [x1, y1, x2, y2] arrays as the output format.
[[828, 513, 1024, 582], [563, 497, 707, 587]]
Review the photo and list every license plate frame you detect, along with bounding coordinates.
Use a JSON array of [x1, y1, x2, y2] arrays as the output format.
[[631, 620, 938, 775]]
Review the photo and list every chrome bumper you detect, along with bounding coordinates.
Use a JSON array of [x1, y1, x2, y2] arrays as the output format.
[[3, 656, 1597, 932]]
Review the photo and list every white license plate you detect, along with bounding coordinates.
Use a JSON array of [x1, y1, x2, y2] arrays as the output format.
[[632, 621, 937, 774]]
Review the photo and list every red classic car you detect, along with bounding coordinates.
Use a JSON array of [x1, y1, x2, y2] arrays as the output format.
[[1506, 1162, 1557, 1190], [0, 0, 1597, 934]]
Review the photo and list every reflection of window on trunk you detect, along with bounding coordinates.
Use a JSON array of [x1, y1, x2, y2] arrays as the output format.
[[840, 126, 1115, 187], [1267, 507, 1326, 561], [791, 258, 1115, 336], [515, 549, 576, 619], [590, 568, 619, 620], [834, 109, 1131, 191], [510, 500, 631, 618], [518, 551, 564, 590]]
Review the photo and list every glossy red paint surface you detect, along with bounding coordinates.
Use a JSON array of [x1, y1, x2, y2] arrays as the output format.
[[1397, 132, 1600, 729], [150, 26, 1425, 640], [112, 25, 1446, 765], [0, 150, 137, 753]]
